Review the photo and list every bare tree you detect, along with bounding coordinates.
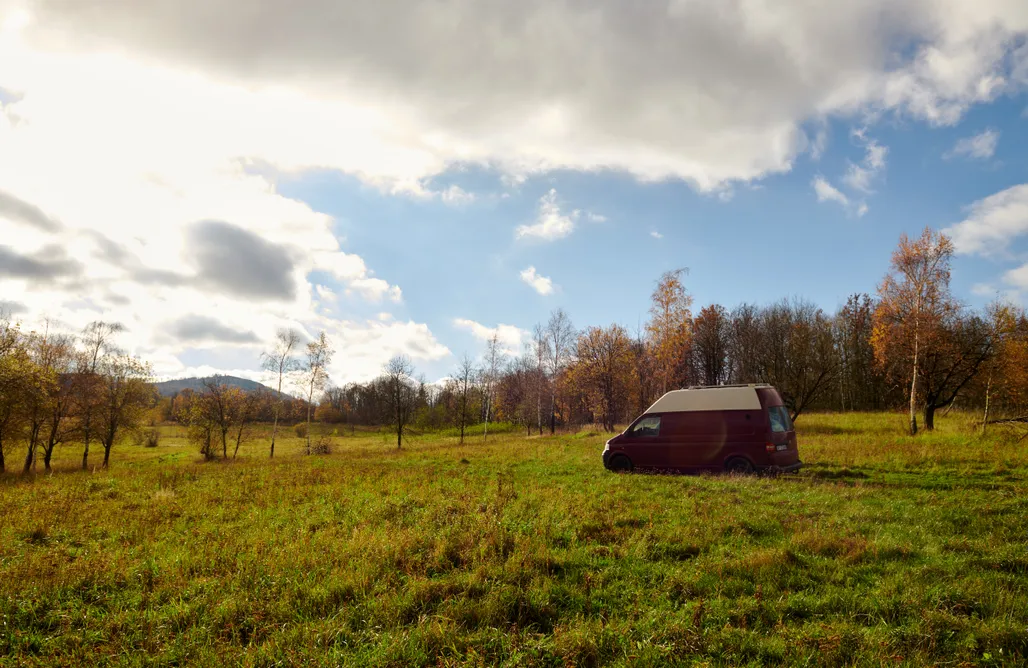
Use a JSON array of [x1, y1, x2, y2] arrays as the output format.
[[78, 321, 124, 470], [301, 331, 333, 455], [39, 334, 76, 472], [481, 333, 504, 442], [261, 328, 301, 458], [231, 389, 263, 458], [453, 354, 476, 444], [532, 324, 549, 435], [545, 308, 575, 434], [384, 355, 417, 449]]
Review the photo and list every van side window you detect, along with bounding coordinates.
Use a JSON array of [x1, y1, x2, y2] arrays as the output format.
[[629, 416, 661, 437], [768, 406, 792, 433]]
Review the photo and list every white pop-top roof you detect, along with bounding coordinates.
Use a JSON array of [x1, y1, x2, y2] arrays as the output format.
[[644, 385, 768, 413]]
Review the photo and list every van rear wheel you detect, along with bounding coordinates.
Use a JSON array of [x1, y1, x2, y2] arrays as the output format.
[[724, 457, 754, 475], [608, 455, 633, 473]]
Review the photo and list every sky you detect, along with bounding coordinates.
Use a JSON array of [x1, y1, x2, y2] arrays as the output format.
[[1, 0, 1027, 388]]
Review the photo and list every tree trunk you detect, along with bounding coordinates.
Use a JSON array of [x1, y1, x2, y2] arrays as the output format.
[[82, 414, 91, 470], [43, 447, 53, 472], [549, 393, 556, 435], [909, 335, 919, 436], [103, 444, 111, 468], [23, 441, 34, 473], [271, 372, 283, 458], [0, 441, 5, 473], [981, 374, 991, 436], [924, 404, 936, 432], [305, 391, 313, 455]]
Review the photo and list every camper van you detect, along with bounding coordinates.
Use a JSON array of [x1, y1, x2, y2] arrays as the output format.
[[601, 384, 802, 474]]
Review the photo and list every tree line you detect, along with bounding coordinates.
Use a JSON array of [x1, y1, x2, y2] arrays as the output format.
[[312, 228, 1028, 439], [3, 226, 1027, 474]]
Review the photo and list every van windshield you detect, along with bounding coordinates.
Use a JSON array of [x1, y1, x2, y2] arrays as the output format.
[[768, 406, 792, 433], [628, 416, 661, 437]]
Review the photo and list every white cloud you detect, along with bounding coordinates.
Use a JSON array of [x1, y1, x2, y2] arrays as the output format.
[[843, 138, 888, 193], [812, 176, 870, 217], [453, 318, 528, 355], [586, 211, 608, 223], [650, 230, 664, 239], [1005, 264, 1028, 290], [945, 128, 1000, 160], [515, 189, 578, 241], [519, 266, 555, 296], [943, 184, 1028, 257], [439, 184, 475, 205], [812, 176, 850, 207], [315, 284, 337, 302]]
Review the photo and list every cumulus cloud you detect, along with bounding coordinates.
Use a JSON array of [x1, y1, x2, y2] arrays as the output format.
[[943, 184, 1028, 257], [1005, 264, 1028, 290], [453, 318, 528, 355], [519, 266, 555, 296], [515, 189, 578, 241], [12, 0, 1028, 192], [189, 220, 299, 301], [0, 244, 81, 284], [650, 230, 663, 239], [945, 128, 1000, 160]]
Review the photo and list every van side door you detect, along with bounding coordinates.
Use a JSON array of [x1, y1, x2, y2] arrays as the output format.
[[622, 415, 668, 470]]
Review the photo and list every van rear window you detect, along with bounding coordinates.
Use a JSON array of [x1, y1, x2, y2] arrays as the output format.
[[768, 406, 792, 433]]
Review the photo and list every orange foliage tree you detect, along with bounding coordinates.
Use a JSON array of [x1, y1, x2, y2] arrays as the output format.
[[567, 325, 636, 432], [646, 269, 693, 393], [872, 227, 957, 435]]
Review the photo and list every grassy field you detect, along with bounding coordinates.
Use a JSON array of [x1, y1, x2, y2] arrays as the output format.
[[2, 413, 1027, 666]]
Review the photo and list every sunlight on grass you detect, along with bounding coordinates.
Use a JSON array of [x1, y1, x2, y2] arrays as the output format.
[[1, 413, 1027, 665]]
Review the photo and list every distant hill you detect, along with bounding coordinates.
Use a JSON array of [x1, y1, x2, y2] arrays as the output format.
[[154, 376, 284, 398]]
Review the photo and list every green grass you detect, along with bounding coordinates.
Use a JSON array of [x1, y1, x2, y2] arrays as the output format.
[[2, 413, 1027, 666]]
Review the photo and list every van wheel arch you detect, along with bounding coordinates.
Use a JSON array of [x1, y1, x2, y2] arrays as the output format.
[[608, 454, 633, 473], [723, 456, 755, 474]]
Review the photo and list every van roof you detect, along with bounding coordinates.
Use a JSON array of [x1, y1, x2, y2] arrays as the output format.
[[645, 385, 767, 413]]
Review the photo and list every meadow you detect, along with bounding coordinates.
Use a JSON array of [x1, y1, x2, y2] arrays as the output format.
[[2, 414, 1027, 666]]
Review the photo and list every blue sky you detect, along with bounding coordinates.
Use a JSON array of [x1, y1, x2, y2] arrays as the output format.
[[1, 0, 1027, 386]]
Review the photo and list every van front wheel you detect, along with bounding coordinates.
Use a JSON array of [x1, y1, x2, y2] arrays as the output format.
[[724, 457, 754, 475], [608, 455, 633, 473]]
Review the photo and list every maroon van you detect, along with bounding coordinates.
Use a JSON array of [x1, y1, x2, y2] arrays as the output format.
[[601, 384, 802, 474]]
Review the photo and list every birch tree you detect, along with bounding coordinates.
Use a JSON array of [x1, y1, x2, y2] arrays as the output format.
[[545, 308, 575, 434], [873, 227, 956, 435], [261, 328, 301, 458], [301, 331, 333, 454]]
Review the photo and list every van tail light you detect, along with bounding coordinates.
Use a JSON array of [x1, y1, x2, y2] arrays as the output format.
[[765, 442, 776, 453]]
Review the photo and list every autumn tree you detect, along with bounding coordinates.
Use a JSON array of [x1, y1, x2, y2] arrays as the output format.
[[532, 324, 549, 434], [545, 308, 576, 433], [39, 334, 77, 472], [77, 321, 124, 470], [0, 317, 40, 473], [917, 312, 993, 430], [95, 354, 154, 468], [300, 331, 333, 454], [569, 325, 635, 432], [692, 304, 731, 386], [261, 328, 301, 458], [646, 269, 693, 393], [873, 227, 957, 434]]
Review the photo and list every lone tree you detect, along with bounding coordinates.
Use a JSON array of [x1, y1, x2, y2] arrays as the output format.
[[384, 355, 418, 449], [301, 331, 333, 455], [481, 333, 504, 442], [873, 227, 956, 435], [544, 308, 575, 433], [261, 328, 301, 458]]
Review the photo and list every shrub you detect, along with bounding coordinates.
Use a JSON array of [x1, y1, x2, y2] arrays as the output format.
[[309, 436, 332, 455], [294, 423, 308, 439], [142, 428, 160, 448]]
